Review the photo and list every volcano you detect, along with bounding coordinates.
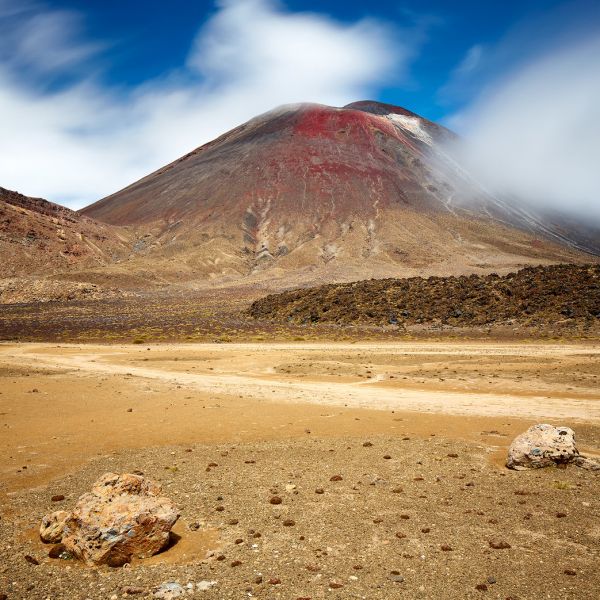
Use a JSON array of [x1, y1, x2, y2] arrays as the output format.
[[79, 101, 595, 289]]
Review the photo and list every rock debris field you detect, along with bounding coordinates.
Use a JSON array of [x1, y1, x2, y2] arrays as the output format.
[[1, 435, 600, 599], [0, 342, 599, 599]]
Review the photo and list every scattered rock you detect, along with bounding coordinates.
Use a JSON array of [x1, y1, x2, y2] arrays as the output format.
[[475, 583, 488, 591], [330, 475, 343, 481], [564, 569, 577, 576], [24, 554, 39, 565], [440, 544, 453, 551], [59, 472, 179, 566], [153, 581, 186, 599], [388, 574, 404, 583], [315, 488, 325, 494], [40, 510, 70, 543], [488, 540, 511, 550], [329, 581, 343, 589], [122, 586, 145, 595], [270, 496, 283, 505], [51, 494, 65, 502], [507, 424, 578, 470], [283, 519, 295, 527]]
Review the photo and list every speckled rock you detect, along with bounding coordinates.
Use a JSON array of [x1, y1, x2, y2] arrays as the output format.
[[507, 424, 578, 470], [39, 510, 70, 543], [60, 472, 179, 566]]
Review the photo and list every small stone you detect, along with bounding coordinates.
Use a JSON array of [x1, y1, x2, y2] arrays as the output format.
[[268, 578, 281, 585], [556, 512, 567, 518], [270, 496, 283, 505], [235, 538, 243, 544], [488, 540, 511, 550], [388, 575, 404, 583], [0, 593, 7, 600], [421, 527, 431, 533], [215, 506, 225, 512], [329, 581, 343, 589], [283, 519, 295, 527], [475, 583, 488, 591], [126, 408, 133, 412], [24, 555, 39, 565], [486, 577, 496, 584], [254, 576, 263, 584], [51, 494, 65, 502], [227, 519, 239, 525], [440, 544, 453, 551], [330, 475, 343, 481], [564, 569, 576, 576], [315, 488, 324, 494], [122, 587, 144, 595], [189, 522, 200, 531], [383, 455, 392, 460], [395, 532, 406, 539], [400, 514, 410, 520], [391, 486, 403, 493], [447, 453, 459, 458], [231, 560, 242, 567], [216, 555, 226, 561], [362, 441, 373, 447]]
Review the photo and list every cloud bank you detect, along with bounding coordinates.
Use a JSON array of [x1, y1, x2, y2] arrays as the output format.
[[447, 19, 600, 222], [0, 0, 410, 208]]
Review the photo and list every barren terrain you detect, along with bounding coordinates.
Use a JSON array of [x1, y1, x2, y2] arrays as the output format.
[[1, 341, 599, 599]]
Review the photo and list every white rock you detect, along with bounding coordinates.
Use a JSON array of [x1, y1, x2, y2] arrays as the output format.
[[507, 424, 577, 470]]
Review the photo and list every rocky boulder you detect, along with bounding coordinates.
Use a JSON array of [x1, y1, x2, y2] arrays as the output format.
[[507, 424, 578, 470], [39, 510, 70, 543], [42, 473, 179, 566]]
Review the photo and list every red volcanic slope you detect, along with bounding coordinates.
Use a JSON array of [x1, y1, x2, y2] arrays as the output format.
[[80, 101, 594, 285]]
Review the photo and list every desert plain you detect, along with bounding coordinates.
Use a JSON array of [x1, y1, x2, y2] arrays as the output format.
[[1, 340, 599, 599]]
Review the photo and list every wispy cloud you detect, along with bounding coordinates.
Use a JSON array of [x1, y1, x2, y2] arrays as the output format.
[[444, 3, 600, 222], [0, 0, 417, 208]]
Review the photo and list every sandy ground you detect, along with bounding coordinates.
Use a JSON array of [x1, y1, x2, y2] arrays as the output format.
[[1, 341, 599, 599]]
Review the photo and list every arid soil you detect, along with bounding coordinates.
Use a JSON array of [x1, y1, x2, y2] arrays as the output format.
[[249, 264, 600, 335], [1, 342, 599, 599]]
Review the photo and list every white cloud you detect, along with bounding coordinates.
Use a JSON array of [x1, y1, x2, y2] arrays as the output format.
[[449, 34, 600, 222], [0, 0, 413, 208]]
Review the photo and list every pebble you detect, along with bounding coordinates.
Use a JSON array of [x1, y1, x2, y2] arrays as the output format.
[[268, 578, 281, 585], [329, 581, 344, 589], [475, 583, 488, 591], [391, 486, 403, 493], [230, 560, 242, 567], [24, 555, 39, 565], [488, 540, 511, 550], [270, 496, 283, 505], [383, 455, 392, 460], [51, 494, 65, 502], [283, 519, 295, 527], [564, 569, 576, 576], [440, 544, 453, 551], [122, 587, 144, 595], [486, 577, 496, 584], [189, 522, 200, 531], [362, 441, 373, 447], [395, 532, 406, 539], [330, 475, 343, 481], [388, 575, 405, 583], [315, 488, 324, 494]]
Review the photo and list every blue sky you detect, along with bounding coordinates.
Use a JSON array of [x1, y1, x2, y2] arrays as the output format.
[[0, 0, 599, 214], [21, 0, 591, 121]]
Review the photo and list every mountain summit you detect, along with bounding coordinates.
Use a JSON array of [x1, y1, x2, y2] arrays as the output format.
[[39, 101, 596, 287]]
